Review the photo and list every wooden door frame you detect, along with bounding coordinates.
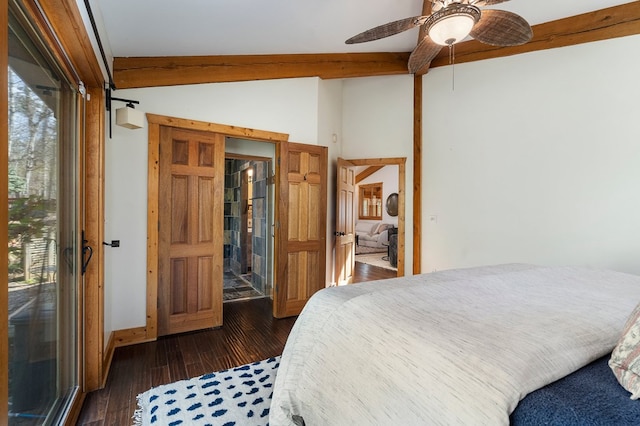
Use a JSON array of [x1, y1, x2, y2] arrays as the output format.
[[145, 113, 288, 340], [345, 157, 407, 277]]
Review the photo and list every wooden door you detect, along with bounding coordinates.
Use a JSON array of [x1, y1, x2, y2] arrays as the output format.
[[158, 127, 224, 335], [335, 158, 356, 285], [274, 142, 328, 318]]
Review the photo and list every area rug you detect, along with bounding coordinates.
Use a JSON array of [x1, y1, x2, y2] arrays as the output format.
[[134, 357, 279, 426], [355, 252, 397, 271], [354, 245, 386, 255]]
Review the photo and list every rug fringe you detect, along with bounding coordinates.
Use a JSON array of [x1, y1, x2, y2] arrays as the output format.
[[132, 392, 144, 426]]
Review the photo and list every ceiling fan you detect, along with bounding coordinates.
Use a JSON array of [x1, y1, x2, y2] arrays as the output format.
[[345, 0, 532, 73]]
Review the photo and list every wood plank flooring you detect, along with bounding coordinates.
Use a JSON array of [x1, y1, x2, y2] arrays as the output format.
[[353, 261, 397, 283], [76, 263, 396, 425]]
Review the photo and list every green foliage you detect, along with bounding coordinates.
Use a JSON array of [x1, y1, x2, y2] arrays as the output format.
[[8, 69, 59, 281], [8, 196, 54, 278], [9, 196, 50, 241], [8, 167, 26, 194]]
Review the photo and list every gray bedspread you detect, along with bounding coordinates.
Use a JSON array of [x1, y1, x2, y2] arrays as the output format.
[[270, 264, 640, 425]]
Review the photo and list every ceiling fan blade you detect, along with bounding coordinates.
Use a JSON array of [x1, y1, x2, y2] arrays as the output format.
[[345, 16, 428, 44], [470, 9, 532, 46], [472, 0, 510, 6], [408, 36, 443, 74]]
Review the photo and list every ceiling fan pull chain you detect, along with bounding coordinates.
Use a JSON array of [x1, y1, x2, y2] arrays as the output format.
[[449, 43, 455, 91]]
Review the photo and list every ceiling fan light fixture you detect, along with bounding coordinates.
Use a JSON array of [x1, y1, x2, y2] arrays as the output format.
[[426, 4, 481, 46]]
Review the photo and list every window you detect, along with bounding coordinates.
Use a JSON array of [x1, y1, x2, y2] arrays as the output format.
[[359, 182, 383, 220], [7, 3, 81, 423]]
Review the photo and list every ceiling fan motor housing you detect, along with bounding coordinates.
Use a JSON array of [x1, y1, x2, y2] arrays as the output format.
[[344, 0, 533, 73], [431, 0, 479, 13], [425, 4, 481, 46]]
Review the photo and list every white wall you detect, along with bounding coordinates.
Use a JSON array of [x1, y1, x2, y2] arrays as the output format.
[[317, 79, 343, 285], [422, 35, 640, 275], [356, 165, 400, 226], [105, 78, 324, 331], [103, 120, 150, 334], [342, 75, 415, 273], [104, 35, 640, 334]]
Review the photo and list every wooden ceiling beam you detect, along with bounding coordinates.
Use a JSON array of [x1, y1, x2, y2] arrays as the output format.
[[429, 2, 640, 68], [355, 166, 384, 184], [113, 52, 410, 89], [112, 2, 640, 88]]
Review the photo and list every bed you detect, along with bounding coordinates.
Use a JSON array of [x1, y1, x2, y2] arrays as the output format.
[[270, 264, 640, 425], [511, 353, 640, 425]]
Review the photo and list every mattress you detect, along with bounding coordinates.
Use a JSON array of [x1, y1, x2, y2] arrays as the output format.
[[270, 264, 640, 425]]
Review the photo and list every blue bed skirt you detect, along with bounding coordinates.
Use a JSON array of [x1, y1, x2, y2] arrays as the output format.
[[511, 354, 640, 425]]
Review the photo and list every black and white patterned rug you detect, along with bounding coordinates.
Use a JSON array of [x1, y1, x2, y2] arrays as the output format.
[[134, 357, 279, 426]]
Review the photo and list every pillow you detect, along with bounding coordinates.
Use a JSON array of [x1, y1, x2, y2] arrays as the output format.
[[609, 302, 640, 399], [376, 223, 391, 234], [370, 223, 380, 235]]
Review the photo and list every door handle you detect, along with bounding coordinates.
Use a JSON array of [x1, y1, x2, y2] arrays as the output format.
[[82, 243, 93, 275], [334, 231, 346, 236], [82, 231, 93, 275]]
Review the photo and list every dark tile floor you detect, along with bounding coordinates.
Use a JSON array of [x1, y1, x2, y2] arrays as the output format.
[[223, 270, 264, 301]]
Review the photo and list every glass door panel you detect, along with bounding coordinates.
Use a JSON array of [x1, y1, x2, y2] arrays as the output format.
[[8, 4, 80, 424]]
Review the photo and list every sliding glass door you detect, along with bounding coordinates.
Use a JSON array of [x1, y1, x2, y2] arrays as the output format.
[[7, 2, 81, 423]]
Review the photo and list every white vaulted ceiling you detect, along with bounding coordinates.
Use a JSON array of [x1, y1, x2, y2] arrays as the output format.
[[87, 0, 636, 58]]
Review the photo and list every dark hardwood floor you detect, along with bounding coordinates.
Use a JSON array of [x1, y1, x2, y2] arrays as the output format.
[[353, 261, 397, 283], [76, 263, 396, 425]]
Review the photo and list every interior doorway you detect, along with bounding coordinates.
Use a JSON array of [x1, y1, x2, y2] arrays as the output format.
[[147, 114, 327, 337], [335, 157, 406, 285], [223, 153, 273, 303], [353, 164, 400, 273]]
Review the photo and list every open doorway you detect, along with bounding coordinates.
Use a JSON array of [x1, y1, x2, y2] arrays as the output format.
[[335, 157, 406, 285], [223, 139, 275, 303], [353, 164, 400, 274]]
